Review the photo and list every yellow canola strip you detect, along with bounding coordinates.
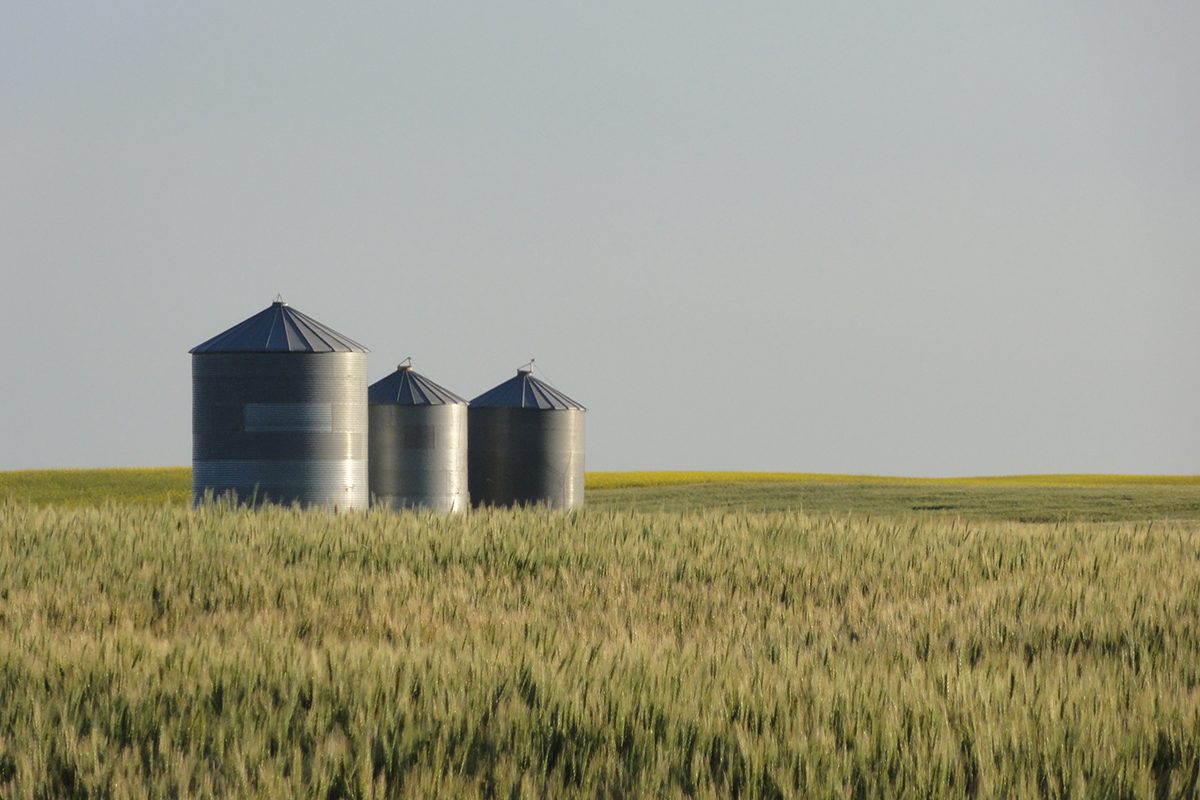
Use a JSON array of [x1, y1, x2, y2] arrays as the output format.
[[585, 471, 1200, 490]]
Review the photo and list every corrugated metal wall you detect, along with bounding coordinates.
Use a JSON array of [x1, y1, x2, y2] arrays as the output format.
[[192, 352, 368, 510], [468, 407, 585, 509], [369, 403, 468, 512]]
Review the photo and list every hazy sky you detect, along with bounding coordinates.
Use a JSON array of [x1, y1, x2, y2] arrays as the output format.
[[2, 3, 1197, 474]]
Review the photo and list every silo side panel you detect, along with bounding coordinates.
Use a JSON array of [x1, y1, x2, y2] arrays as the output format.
[[192, 352, 368, 510], [468, 407, 585, 509], [369, 403, 468, 512]]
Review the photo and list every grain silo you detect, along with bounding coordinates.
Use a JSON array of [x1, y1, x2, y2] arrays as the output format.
[[368, 362, 469, 512], [468, 367, 586, 509], [189, 299, 369, 510]]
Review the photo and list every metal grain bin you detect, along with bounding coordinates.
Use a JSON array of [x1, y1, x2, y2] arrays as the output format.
[[468, 368, 586, 509], [368, 363, 469, 512], [189, 300, 369, 510]]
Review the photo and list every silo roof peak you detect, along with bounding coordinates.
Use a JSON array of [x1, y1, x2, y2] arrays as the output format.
[[189, 302, 368, 354], [369, 364, 465, 406], [470, 369, 586, 410]]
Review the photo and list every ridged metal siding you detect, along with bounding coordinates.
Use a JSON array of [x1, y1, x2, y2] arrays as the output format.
[[190, 301, 368, 354], [192, 352, 368, 510], [468, 407, 585, 509], [369, 404, 468, 512]]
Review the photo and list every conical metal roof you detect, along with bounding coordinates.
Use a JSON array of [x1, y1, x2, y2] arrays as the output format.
[[470, 369, 586, 410], [189, 301, 368, 354], [368, 364, 466, 406]]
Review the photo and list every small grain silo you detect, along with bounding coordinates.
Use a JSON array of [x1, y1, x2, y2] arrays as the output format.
[[190, 299, 369, 510], [368, 362, 469, 512], [468, 367, 586, 509]]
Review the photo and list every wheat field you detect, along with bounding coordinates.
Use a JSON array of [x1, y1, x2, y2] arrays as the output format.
[[3, 469, 1200, 523], [1, 498, 1198, 797]]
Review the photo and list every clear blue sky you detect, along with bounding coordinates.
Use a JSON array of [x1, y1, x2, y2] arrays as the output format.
[[2, 2, 1197, 474]]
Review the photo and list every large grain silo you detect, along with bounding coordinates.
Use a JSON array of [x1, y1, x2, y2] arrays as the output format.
[[190, 300, 369, 510], [368, 362, 469, 512], [468, 367, 586, 509]]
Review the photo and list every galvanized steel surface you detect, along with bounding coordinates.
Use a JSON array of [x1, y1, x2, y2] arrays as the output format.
[[368, 365, 466, 406], [190, 301, 368, 354], [468, 407, 585, 509], [192, 352, 368, 510], [369, 403, 468, 512], [469, 369, 586, 410]]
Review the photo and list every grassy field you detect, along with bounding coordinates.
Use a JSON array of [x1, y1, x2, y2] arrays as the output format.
[[1, 500, 1198, 797], [0, 468, 191, 507], [1, 469, 1198, 796], [587, 480, 1200, 521], [2, 468, 1199, 521], [587, 471, 1200, 489]]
